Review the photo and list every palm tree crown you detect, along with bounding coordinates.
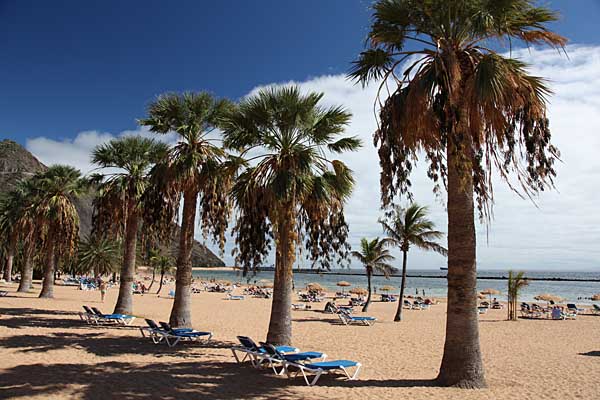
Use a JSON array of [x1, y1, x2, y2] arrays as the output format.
[[140, 92, 237, 249], [349, 0, 566, 217], [223, 86, 361, 272], [91, 136, 168, 236], [381, 204, 447, 256], [351, 238, 395, 277], [33, 165, 87, 260]]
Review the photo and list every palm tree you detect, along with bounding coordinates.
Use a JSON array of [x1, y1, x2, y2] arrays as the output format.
[[150, 253, 174, 295], [139, 92, 236, 328], [351, 238, 394, 312], [223, 86, 360, 345], [349, 0, 565, 388], [76, 235, 121, 277], [0, 195, 16, 283], [32, 165, 86, 298], [381, 204, 446, 321], [91, 136, 168, 314], [507, 270, 528, 321]]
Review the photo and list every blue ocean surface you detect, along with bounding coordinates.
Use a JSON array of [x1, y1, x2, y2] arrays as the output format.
[[192, 268, 600, 304]]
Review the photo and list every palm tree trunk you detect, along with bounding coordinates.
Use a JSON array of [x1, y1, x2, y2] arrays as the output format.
[[436, 133, 486, 388], [147, 266, 156, 291], [39, 245, 56, 298], [3, 250, 14, 283], [169, 187, 198, 328], [114, 201, 139, 315], [394, 249, 408, 321], [363, 270, 372, 312], [17, 243, 34, 292], [266, 203, 296, 345], [157, 270, 165, 294]]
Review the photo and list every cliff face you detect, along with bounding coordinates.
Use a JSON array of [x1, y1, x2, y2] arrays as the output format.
[[0, 139, 225, 267]]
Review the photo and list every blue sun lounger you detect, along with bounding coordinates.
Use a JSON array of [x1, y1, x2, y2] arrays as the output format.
[[231, 336, 299, 367], [284, 359, 362, 386], [258, 342, 327, 374], [80, 306, 135, 325], [91, 307, 136, 325], [152, 321, 212, 347], [338, 310, 376, 326]]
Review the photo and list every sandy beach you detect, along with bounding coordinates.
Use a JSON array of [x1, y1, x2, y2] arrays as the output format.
[[1, 281, 598, 400]]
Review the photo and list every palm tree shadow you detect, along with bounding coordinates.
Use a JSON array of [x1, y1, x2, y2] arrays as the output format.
[[0, 360, 293, 400], [0, 332, 231, 357], [317, 378, 439, 388]]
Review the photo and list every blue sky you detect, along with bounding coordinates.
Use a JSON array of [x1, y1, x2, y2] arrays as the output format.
[[1, 0, 599, 142], [2, 1, 600, 271]]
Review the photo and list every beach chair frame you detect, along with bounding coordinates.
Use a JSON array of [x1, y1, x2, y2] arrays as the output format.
[[90, 307, 136, 325], [283, 361, 362, 386], [258, 342, 327, 375], [338, 311, 376, 326]]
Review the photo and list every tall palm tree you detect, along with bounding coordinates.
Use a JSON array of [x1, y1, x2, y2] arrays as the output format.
[[223, 86, 360, 345], [91, 136, 168, 314], [349, 0, 565, 387], [139, 92, 236, 328], [351, 238, 394, 312], [381, 204, 446, 321], [507, 270, 528, 321], [32, 165, 86, 298], [76, 235, 121, 277], [12, 180, 39, 292], [0, 187, 26, 283]]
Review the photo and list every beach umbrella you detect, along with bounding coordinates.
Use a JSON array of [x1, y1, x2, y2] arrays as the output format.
[[534, 293, 564, 305], [336, 281, 351, 293], [477, 294, 487, 300], [480, 288, 501, 303], [380, 285, 395, 292], [306, 282, 324, 292], [349, 287, 367, 296]]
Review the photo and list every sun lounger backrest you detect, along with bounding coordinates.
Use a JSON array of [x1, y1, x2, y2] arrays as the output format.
[[159, 321, 174, 332], [91, 307, 104, 316], [237, 336, 260, 351], [258, 342, 284, 360], [83, 305, 95, 314], [145, 319, 161, 330]]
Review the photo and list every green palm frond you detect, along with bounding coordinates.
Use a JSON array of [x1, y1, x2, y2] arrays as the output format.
[[223, 85, 361, 273], [349, 0, 566, 218], [381, 203, 447, 256]]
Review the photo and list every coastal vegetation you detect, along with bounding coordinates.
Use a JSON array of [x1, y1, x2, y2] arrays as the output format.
[[351, 237, 394, 312], [91, 136, 168, 314], [380, 204, 446, 321], [223, 86, 360, 345], [507, 270, 529, 321], [140, 92, 238, 328], [350, 0, 565, 388]]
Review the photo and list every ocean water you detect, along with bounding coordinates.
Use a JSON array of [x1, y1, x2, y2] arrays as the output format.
[[192, 268, 600, 304]]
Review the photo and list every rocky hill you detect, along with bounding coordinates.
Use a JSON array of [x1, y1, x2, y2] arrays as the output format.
[[0, 139, 225, 267]]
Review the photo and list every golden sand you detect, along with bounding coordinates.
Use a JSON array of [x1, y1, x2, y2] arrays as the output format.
[[1, 281, 598, 399]]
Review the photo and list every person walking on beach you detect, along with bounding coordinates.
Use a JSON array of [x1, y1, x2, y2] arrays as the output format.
[[99, 280, 107, 303]]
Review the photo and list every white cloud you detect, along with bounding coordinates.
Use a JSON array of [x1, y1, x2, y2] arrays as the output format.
[[26, 45, 600, 271]]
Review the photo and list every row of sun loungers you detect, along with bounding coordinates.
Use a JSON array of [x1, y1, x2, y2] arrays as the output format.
[[231, 335, 361, 385], [79, 305, 136, 325]]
